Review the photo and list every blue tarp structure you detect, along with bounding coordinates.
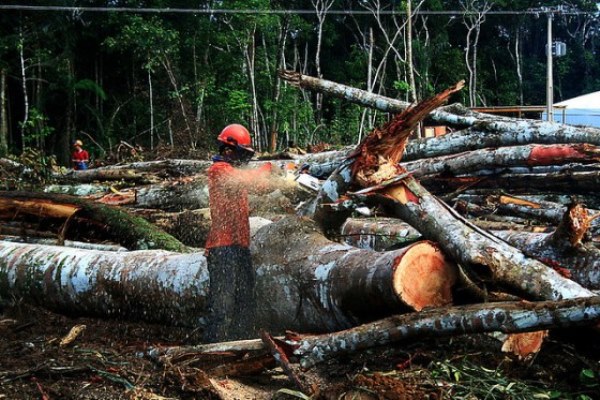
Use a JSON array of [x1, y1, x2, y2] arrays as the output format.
[[544, 91, 600, 127]]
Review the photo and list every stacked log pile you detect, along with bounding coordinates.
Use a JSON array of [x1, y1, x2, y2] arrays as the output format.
[[3, 71, 600, 394]]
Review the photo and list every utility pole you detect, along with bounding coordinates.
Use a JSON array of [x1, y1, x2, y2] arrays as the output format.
[[546, 10, 553, 122], [537, 5, 568, 122]]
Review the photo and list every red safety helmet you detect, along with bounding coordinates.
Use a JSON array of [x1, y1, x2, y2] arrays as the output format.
[[217, 124, 253, 151]]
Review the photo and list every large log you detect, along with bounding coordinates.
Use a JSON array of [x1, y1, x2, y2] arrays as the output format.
[[250, 217, 457, 333], [278, 70, 487, 127], [286, 296, 600, 368], [421, 166, 600, 196], [0, 242, 209, 325], [403, 125, 600, 161], [148, 296, 600, 371], [0, 191, 190, 252], [0, 217, 457, 332], [403, 143, 600, 178], [52, 159, 212, 183]]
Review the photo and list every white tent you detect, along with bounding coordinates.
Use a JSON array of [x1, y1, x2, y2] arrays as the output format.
[[545, 91, 600, 127]]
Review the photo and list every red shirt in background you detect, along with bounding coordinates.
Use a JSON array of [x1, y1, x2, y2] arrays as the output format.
[[205, 161, 272, 250], [72, 149, 89, 170]]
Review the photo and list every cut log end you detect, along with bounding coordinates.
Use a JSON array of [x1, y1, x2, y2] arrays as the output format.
[[501, 331, 548, 360], [392, 241, 457, 311]]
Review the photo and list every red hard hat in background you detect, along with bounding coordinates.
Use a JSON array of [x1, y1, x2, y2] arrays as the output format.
[[217, 124, 253, 150]]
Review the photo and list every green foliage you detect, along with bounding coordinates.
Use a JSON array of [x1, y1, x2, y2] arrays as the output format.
[[393, 80, 411, 93], [73, 79, 107, 101], [427, 359, 600, 400], [2, 2, 600, 159], [13, 147, 57, 184], [19, 108, 55, 147]]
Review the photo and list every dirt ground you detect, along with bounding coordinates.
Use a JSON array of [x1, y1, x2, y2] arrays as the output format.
[[1, 300, 600, 400]]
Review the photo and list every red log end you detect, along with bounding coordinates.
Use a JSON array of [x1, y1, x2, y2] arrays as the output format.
[[392, 241, 457, 311], [501, 331, 548, 360]]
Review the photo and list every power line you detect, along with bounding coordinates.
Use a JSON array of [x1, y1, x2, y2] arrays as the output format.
[[0, 4, 597, 16]]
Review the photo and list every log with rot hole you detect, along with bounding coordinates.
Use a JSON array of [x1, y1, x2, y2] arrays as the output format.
[[0, 216, 457, 332]]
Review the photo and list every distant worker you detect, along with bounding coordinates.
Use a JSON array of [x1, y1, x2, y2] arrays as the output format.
[[204, 123, 273, 342], [71, 139, 89, 170]]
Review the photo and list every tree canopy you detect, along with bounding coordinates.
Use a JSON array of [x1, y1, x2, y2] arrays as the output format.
[[1, 0, 599, 164]]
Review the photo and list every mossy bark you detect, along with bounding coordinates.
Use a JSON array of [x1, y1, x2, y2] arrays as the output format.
[[0, 191, 190, 252]]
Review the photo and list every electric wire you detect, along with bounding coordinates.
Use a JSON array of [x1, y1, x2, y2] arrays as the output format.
[[0, 4, 597, 16]]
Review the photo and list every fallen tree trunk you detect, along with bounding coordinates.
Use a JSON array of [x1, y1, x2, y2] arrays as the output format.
[[93, 175, 305, 212], [403, 143, 600, 178], [0, 236, 127, 251], [147, 295, 600, 371], [278, 70, 488, 127], [54, 159, 212, 180], [403, 125, 600, 161], [278, 71, 600, 162], [250, 217, 457, 333], [0, 242, 209, 325], [52, 168, 159, 184], [0, 191, 190, 252], [303, 82, 596, 302], [286, 296, 600, 368], [44, 183, 112, 197], [421, 167, 600, 196], [454, 194, 600, 235], [361, 176, 597, 301], [0, 217, 457, 332], [337, 217, 553, 252], [493, 229, 600, 290]]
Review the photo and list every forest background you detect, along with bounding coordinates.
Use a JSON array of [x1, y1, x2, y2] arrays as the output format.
[[1, 0, 600, 168]]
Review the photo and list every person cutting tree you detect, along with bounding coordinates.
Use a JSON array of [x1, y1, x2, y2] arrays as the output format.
[[204, 123, 274, 342]]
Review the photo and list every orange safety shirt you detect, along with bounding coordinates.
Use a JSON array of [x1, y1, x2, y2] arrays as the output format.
[[205, 160, 271, 250]]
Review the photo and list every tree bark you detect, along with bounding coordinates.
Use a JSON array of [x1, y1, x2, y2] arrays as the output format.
[[287, 296, 600, 369], [421, 167, 600, 196], [403, 143, 600, 178], [363, 176, 596, 301], [337, 217, 421, 251], [0, 216, 456, 333], [0, 241, 209, 326], [0, 191, 190, 252], [250, 217, 457, 333], [493, 229, 600, 290]]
